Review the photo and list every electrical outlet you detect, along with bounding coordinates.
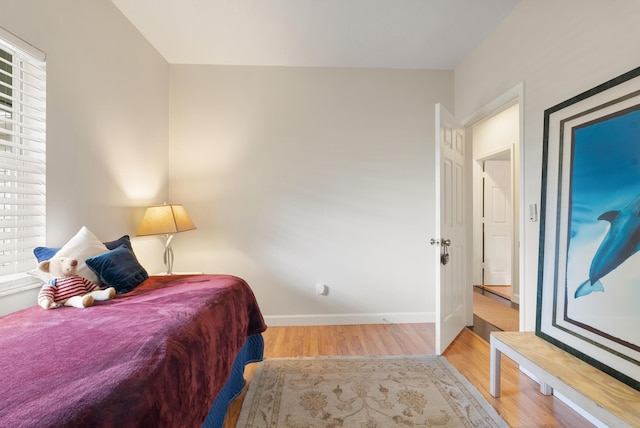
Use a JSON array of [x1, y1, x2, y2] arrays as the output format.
[[529, 203, 538, 222], [316, 283, 329, 296]]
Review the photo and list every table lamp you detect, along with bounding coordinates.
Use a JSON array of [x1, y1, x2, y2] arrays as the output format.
[[137, 203, 196, 274]]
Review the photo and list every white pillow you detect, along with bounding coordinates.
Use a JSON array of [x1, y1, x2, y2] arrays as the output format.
[[55, 226, 109, 285], [27, 268, 54, 283]]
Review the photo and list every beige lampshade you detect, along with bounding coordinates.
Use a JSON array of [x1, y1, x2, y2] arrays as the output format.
[[137, 204, 196, 236]]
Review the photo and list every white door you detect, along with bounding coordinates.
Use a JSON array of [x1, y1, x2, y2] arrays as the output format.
[[483, 160, 512, 285], [434, 104, 467, 354]]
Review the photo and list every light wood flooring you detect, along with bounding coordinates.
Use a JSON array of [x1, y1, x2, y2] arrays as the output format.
[[481, 284, 512, 300], [469, 285, 519, 341], [224, 324, 593, 427]]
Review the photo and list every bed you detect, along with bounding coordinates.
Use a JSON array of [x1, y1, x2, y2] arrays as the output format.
[[0, 273, 267, 428]]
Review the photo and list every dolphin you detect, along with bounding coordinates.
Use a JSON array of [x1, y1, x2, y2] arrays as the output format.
[[574, 193, 640, 298]]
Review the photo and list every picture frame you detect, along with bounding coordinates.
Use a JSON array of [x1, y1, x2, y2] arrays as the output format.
[[537, 66, 640, 391]]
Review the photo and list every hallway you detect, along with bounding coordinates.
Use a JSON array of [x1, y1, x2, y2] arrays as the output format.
[[469, 285, 519, 342]]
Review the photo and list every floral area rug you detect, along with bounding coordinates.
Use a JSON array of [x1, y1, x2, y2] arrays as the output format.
[[236, 355, 508, 427]]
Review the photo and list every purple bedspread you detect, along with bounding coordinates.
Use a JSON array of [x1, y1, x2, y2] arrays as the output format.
[[0, 274, 266, 428]]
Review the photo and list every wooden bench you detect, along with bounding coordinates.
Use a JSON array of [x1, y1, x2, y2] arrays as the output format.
[[490, 331, 640, 428]]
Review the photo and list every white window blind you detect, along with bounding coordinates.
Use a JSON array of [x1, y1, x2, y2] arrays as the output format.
[[0, 28, 46, 295]]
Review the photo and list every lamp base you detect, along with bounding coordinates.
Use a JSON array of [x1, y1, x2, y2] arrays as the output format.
[[163, 235, 174, 275]]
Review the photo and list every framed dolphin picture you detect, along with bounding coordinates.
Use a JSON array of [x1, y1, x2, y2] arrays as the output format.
[[537, 66, 640, 391]]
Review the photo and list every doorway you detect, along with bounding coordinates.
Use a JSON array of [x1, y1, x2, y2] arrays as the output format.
[[468, 100, 521, 338], [482, 156, 512, 288]]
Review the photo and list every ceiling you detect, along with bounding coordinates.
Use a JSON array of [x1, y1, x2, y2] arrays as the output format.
[[110, 0, 520, 69]]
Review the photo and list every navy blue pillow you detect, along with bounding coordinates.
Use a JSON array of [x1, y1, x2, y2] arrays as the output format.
[[85, 245, 148, 294], [33, 246, 59, 263], [103, 235, 134, 253], [34, 235, 135, 262]]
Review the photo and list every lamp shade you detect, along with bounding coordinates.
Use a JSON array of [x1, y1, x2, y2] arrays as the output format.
[[137, 204, 196, 236]]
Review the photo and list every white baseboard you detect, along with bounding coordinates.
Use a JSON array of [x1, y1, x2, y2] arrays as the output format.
[[512, 292, 520, 304], [264, 312, 435, 326]]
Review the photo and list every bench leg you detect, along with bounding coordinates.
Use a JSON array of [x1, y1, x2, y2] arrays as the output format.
[[490, 337, 501, 397]]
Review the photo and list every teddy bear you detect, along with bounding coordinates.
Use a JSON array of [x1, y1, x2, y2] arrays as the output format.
[[37, 256, 116, 309]]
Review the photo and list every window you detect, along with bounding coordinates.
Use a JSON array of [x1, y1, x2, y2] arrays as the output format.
[[0, 28, 46, 296]]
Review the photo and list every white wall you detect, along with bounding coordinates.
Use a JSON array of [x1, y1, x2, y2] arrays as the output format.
[[169, 65, 453, 324], [0, 0, 170, 314], [455, 0, 640, 330], [472, 104, 519, 159]]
